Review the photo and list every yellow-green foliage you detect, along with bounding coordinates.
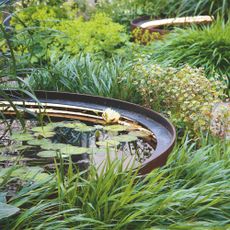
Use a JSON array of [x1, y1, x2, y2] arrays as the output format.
[[11, 5, 127, 62], [132, 28, 160, 45], [54, 13, 127, 54], [133, 63, 226, 132]]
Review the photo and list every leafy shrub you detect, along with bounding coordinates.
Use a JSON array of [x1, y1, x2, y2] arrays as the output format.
[[132, 63, 226, 133], [148, 21, 230, 88], [11, 5, 128, 63], [131, 28, 161, 45]]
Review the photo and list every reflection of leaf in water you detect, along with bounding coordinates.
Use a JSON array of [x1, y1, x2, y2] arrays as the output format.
[[96, 140, 120, 147], [104, 125, 128, 132], [112, 134, 137, 142], [10, 132, 34, 141]]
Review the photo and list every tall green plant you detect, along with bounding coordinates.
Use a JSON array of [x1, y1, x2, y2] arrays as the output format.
[[148, 20, 230, 89], [1, 137, 229, 229]]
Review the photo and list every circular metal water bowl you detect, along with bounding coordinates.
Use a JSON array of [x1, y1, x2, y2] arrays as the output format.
[[0, 90, 176, 175], [131, 15, 213, 43]]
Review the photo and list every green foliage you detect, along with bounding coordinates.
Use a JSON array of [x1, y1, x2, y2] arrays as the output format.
[[148, 21, 230, 88], [10, 5, 128, 63], [131, 27, 161, 45], [97, 0, 229, 26], [132, 64, 226, 133], [28, 54, 139, 102], [1, 137, 229, 229]]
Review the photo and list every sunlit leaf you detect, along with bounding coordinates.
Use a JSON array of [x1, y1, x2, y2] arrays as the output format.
[[112, 134, 137, 142], [0, 202, 20, 220], [104, 124, 128, 132], [10, 132, 34, 141]]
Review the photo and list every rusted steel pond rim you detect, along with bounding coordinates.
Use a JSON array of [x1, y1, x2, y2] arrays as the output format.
[[0, 90, 176, 175], [131, 15, 213, 35]]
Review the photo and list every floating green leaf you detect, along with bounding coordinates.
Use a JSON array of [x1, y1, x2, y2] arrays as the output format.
[[104, 125, 128, 132], [74, 126, 95, 132], [41, 143, 67, 151], [27, 139, 51, 146], [31, 126, 54, 133], [96, 140, 120, 147], [112, 134, 137, 142], [59, 146, 90, 155], [10, 132, 34, 141], [37, 150, 58, 158], [128, 130, 150, 138], [34, 131, 55, 138]]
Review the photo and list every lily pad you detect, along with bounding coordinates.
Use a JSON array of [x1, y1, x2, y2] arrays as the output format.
[[96, 140, 120, 147], [37, 150, 58, 158], [74, 126, 95, 132], [59, 146, 90, 155], [112, 134, 137, 142], [31, 126, 54, 133], [41, 142, 68, 151], [128, 130, 150, 137], [34, 131, 55, 138], [27, 139, 51, 146], [104, 125, 128, 132], [10, 132, 34, 141]]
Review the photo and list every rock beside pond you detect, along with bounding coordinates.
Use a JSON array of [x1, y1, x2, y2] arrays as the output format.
[[210, 102, 230, 140]]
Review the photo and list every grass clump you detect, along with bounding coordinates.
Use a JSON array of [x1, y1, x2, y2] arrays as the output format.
[[1, 137, 229, 229], [149, 21, 230, 88], [27, 54, 139, 102]]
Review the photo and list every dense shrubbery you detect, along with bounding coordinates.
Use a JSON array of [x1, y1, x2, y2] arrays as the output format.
[[147, 21, 230, 88], [10, 5, 127, 63], [133, 63, 226, 133]]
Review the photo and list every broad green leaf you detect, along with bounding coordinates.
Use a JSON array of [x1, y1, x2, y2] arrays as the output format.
[[0, 193, 6, 203], [96, 140, 120, 147], [0, 202, 20, 220], [27, 139, 51, 146], [104, 125, 128, 132], [128, 130, 150, 137], [10, 133, 34, 141], [37, 150, 58, 158], [31, 126, 54, 133]]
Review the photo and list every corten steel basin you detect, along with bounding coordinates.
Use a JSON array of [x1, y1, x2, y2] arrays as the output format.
[[131, 15, 213, 43], [0, 90, 176, 175]]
